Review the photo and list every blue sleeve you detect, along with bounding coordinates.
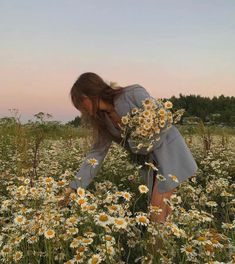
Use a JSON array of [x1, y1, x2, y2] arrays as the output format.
[[69, 131, 113, 190], [130, 85, 153, 108]]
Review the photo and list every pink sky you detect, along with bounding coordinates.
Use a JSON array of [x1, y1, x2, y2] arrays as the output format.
[[1, 1, 234, 123]]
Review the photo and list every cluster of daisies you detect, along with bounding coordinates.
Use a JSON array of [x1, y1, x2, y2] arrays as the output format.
[[120, 97, 185, 153]]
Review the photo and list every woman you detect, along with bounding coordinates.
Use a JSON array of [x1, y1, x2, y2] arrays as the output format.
[[62, 72, 198, 223]]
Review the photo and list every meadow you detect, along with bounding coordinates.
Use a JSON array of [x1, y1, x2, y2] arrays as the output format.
[[0, 114, 235, 264]]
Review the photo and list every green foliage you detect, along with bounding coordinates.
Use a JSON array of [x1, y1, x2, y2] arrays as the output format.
[[165, 94, 235, 126]]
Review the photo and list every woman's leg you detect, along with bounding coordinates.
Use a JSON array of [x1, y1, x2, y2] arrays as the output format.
[[150, 177, 175, 223]]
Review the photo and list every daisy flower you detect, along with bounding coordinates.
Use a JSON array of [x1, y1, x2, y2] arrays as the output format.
[[88, 254, 102, 264], [131, 107, 139, 115], [180, 245, 197, 258], [95, 213, 113, 227], [164, 101, 173, 109], [206, 201, 218, 207], [77, 187, 85, 197], [121, 116, 129, 125], [122, 192, 132, 201], [156, 174, 166, 181], [76, 197, 88, 206], [168, 174, 179, 183], [70, 238, 80, 248], [136, 214, 150, 226], [13, 251, 23, 261], [14, 215, 26, 225], [138, 185, 149, 194], [44, 177, 54, 185], [145, 162, 158, 171], [113, 217, 128, 229], [81, 237, 93, 245], [44, 229, 55, 239], [143, 98, 152, 107], [87, 158, 98, 168], [143, 110, 151, 118]]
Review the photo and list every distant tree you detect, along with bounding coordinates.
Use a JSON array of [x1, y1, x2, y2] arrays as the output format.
[[66, 116, 81, 127], [166, 94, 235, 126]]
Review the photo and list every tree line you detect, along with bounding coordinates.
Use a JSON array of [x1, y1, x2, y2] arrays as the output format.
[[166, 93, 235, 126], [67, 93, 235, 127]]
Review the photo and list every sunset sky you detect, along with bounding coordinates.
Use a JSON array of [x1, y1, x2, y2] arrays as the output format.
[[1, 0, 234, 123]]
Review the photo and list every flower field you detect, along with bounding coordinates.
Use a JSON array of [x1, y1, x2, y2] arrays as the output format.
[[0, 120, 235, 264]]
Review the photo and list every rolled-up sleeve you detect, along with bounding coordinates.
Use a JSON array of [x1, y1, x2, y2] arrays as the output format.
[[69, 131, 113, 190]]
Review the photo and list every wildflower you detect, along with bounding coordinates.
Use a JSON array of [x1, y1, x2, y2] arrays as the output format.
[[164, 101, 173, 109], [88, 254, 102, 264], [57, 180, 66, 187], [95, 213, 113, 227], [206, 201, 218, 207], [1, 245, 12, 256], [159, 120, 165, 128], [170, 194, 182, 204], [106, 245, 115, 256], [66, 216, 78, 226], [24, 178, 30, 184], [136, 214, 150, 226], [145, 162, 158, 171], [221, 222, 234, 229], [143, 123, 152, 130], [220, 191, 233, 197], [156, 174, 166, 181], [74, 253, 84, 262], [107, 204, 120, 214], [70, 238, 80, 248], [113, 217, 128, 229], [158, 108, 166, 115], [81, 237, 93, 245], [103, 235, 116, 244], [77, 187, 85, 197], [44, 229, 55, 239], [138, 185, 149, 193], [168, 174, 179, 182], [143, 98, 152, 107], [87, 158, 98, 168], [66, 227, 79, 235], [143, 110, 151, 118], [14, 215, 26, 225], [122, 192, 132, 201], [13, 251, 23, 261], [137, 143, 144, 149], [194, 236, 208, 246], [180, 245, 197, 258], [27, 236, 38, 244], [131, 107, 139, 115], [76, 197, 88, 206], [121, 116, 129, 125], [87, 204, 98, 212], [84, 231, 96, 238], [44, 177, 54, 184], [170, 223, 186, 238]]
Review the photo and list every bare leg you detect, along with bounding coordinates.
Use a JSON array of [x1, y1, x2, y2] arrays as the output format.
[[150, 178, 175, 223]]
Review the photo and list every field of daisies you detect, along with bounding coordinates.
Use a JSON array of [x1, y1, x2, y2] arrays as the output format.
[[0, 117, 235, 264]]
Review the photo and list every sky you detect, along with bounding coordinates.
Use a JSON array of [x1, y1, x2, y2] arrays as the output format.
[[0, 0, 235, 124]]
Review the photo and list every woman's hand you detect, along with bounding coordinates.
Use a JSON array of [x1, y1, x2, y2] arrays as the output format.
[[58, 187, 77, 208]]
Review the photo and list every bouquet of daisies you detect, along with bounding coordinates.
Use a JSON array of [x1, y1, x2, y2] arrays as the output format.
[[119, 97, 185, 154]]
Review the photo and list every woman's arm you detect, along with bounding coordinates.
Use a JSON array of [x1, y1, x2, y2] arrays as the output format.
[[69, 131, 113, 190]]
